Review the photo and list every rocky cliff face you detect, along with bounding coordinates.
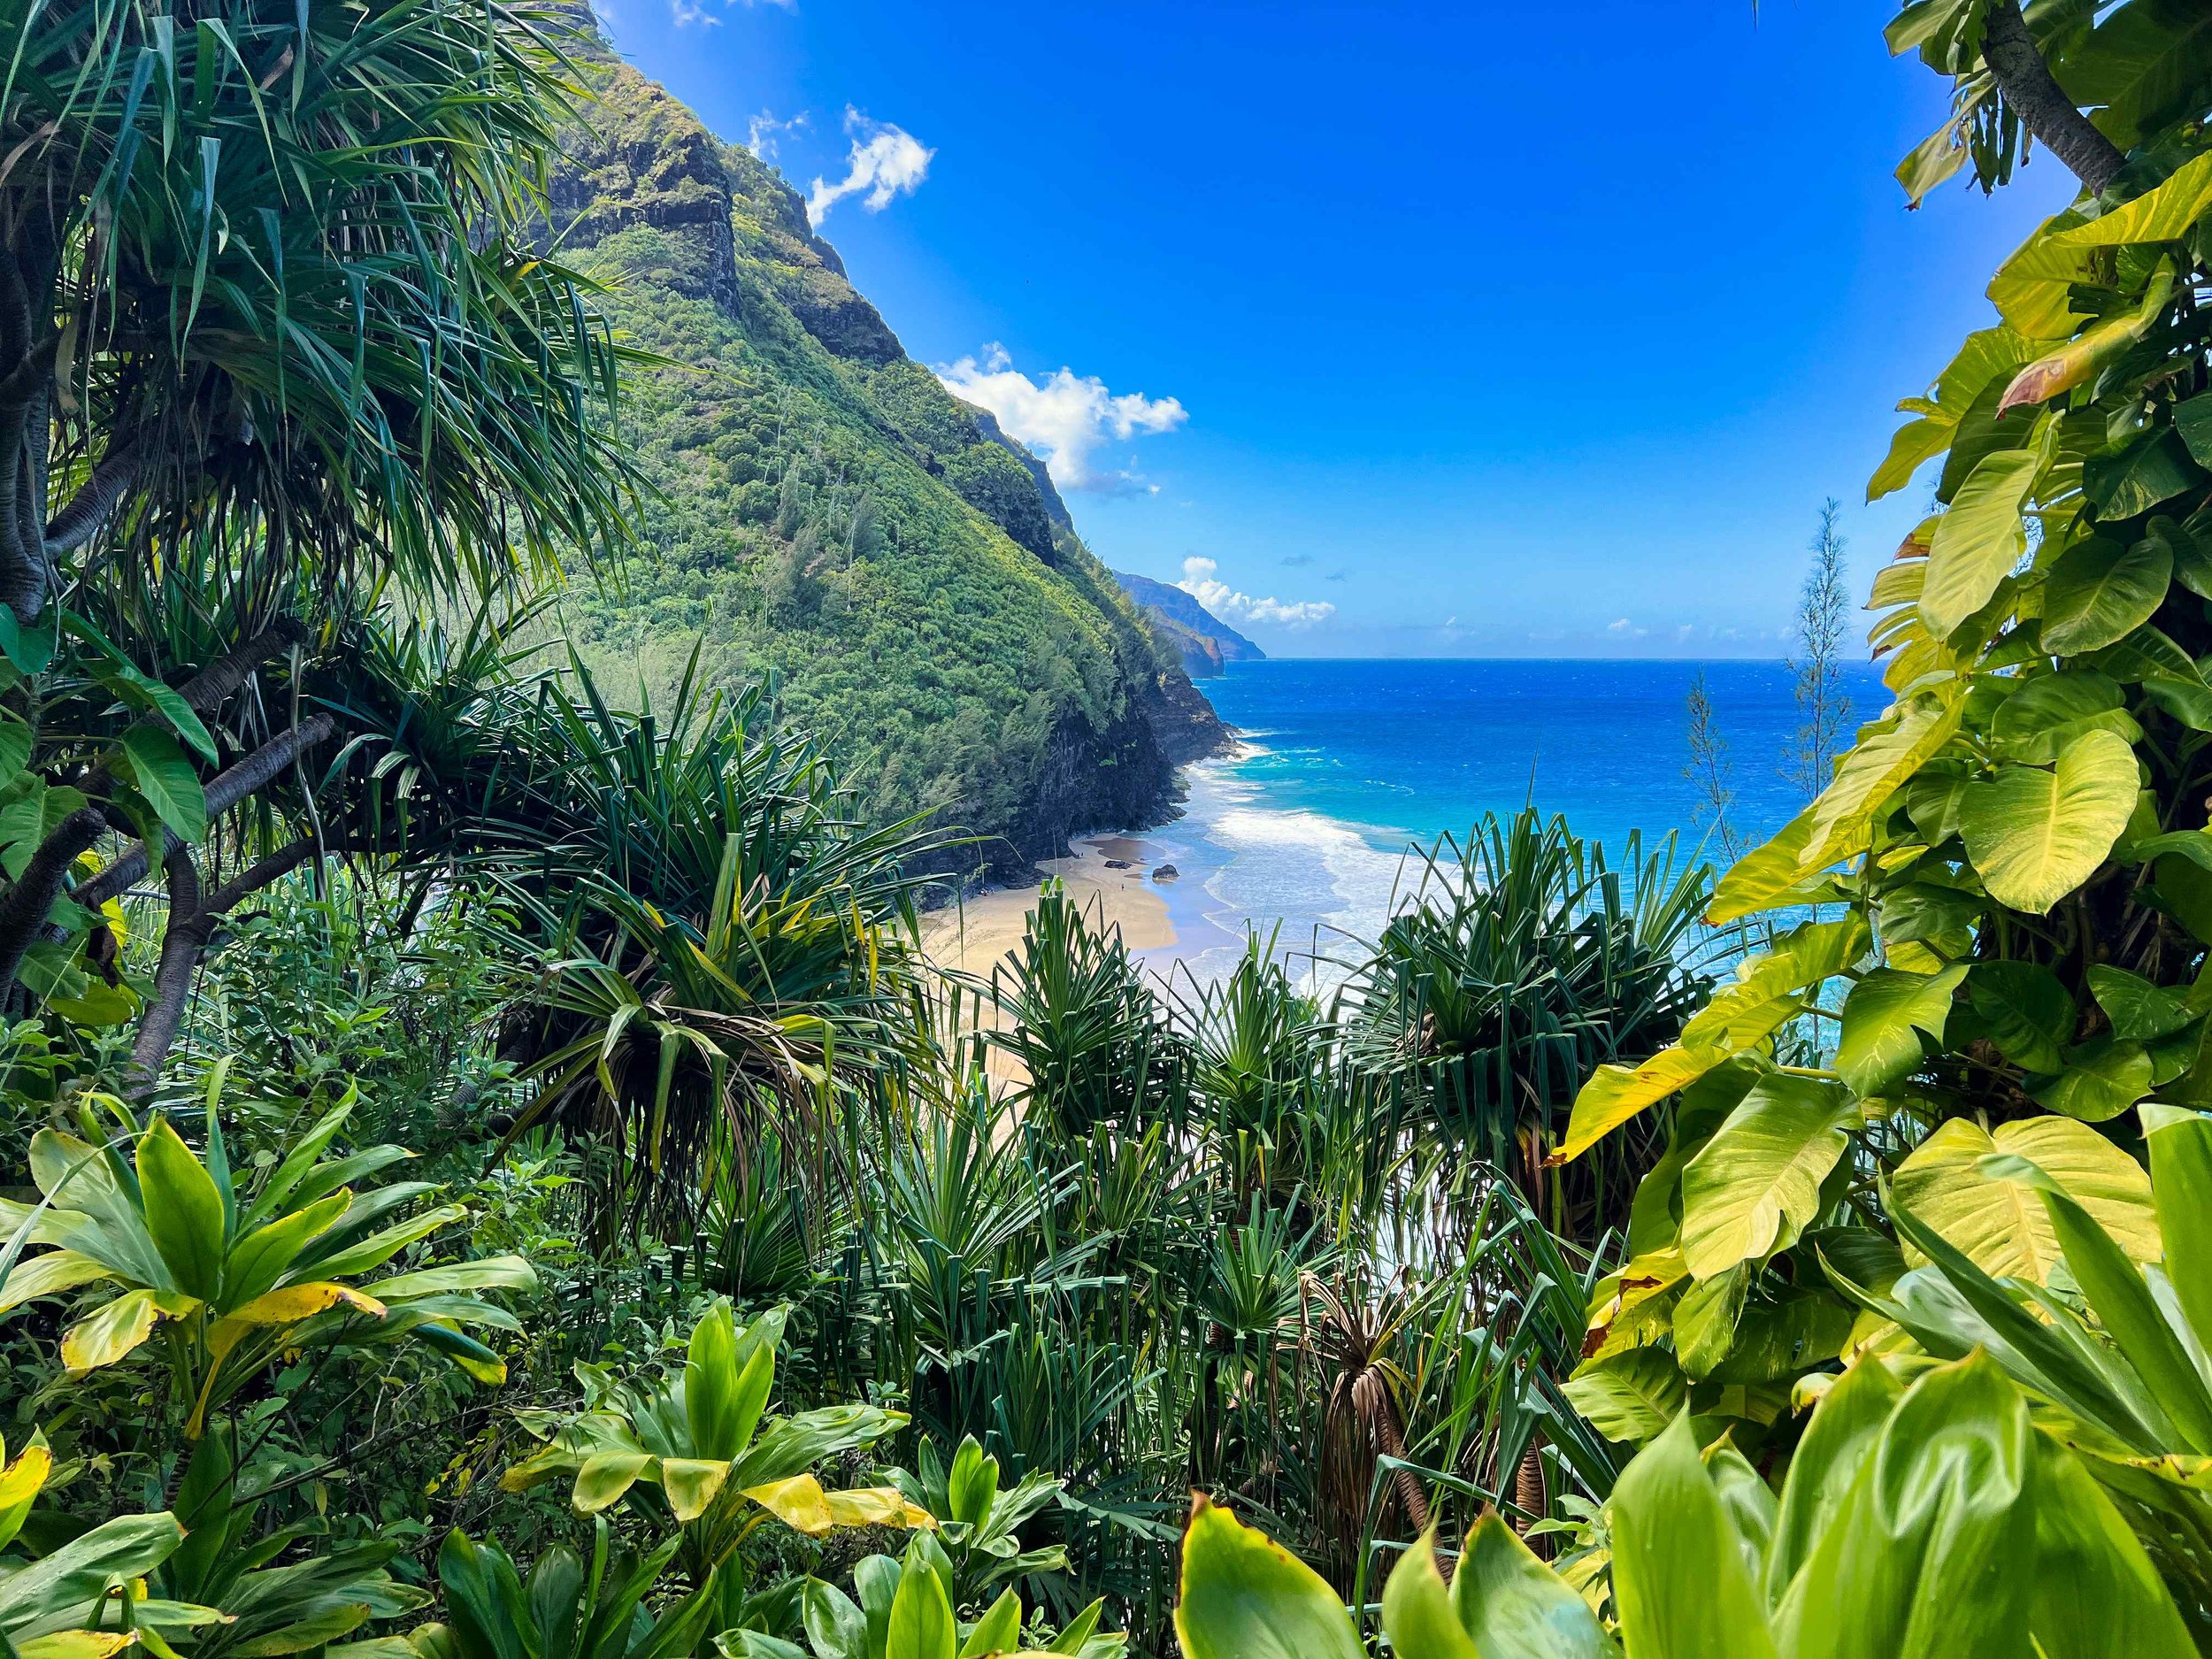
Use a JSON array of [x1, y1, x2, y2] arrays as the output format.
[[546, 56, 1226, 876]]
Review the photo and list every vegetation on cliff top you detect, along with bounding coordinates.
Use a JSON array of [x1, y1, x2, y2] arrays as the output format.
[[546, 58, 1222, 873]]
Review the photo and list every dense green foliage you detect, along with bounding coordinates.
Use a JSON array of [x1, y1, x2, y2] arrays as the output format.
[[541, 59, 1219, 871], [18, 1, 2212, 1657]]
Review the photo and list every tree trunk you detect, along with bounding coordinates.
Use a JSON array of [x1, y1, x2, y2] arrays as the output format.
[[1981, 0, 2125, 195]]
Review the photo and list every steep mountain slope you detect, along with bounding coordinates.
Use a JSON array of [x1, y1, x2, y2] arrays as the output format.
[[1112, 570, 1265, 679], [546, 56, 1225, 874]]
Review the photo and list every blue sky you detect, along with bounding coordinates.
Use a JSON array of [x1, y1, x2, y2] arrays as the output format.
[[593, 0, 2073, 658]]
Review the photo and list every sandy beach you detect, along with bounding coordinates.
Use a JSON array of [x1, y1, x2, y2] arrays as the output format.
[[922, 833, 1181, 979]]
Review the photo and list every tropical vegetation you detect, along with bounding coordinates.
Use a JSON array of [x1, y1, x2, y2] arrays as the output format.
[[5, 0, 2212, 1655]]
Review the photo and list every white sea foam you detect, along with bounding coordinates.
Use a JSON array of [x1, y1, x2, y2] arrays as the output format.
[[1163, 754, 1422, 992]]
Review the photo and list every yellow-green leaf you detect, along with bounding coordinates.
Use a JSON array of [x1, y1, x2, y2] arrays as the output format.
[[137, 1118, 226, 1301], [1173, 1496, 1362, 1659], [1680, 1077, 1861, 1280], [0, 1249, 119, 1314], [1959, 729, 2139, 912], [61, 1288, 202, 1371], [1892, 1117, 2157, 1282], [1921, 449, 2039, 640]]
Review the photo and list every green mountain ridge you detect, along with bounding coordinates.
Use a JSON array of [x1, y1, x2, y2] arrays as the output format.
[[1111, 569, 1265, 679], [544, 50, 1226, 878]]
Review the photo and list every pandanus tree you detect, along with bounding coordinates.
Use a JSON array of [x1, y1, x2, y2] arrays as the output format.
[[0, 0, 632, 1085]]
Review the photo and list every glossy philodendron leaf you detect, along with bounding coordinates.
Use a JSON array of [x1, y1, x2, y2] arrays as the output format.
[[2039, 534, 2176, 653], [1890, 1116, 2157, 1281], [1678, 1076, 1859, 1280], [1834, 966, 1965, 1095], [1987, 669, 2140, 764], [1609, 1414, 1779, 1659], [1965, 962, 2071, 1072], [1919, 447, 2039, 640], [1562, 1346, 1687, 1447], [1172, 1497, 1361, 1659], [1957, 729, 2139, 913]]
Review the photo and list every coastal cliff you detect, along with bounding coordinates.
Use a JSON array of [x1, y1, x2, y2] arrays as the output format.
[[547, 55, 1227, 875]]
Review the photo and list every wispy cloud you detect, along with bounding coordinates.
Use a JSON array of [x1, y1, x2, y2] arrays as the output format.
[[1607, 617, 1648, 640], [671, 0, 791, 28], [744, 109, 810, 160], [807, 108, 933, 225], [937, 344, 1187, 493], [1179, 557, 1336, 629]]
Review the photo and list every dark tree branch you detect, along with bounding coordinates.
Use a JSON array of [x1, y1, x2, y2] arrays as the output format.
[[205, 838, 317, 915], [1982, 0, 2126, 195], [42, 439, 142, 556], [126, 847, 207, 1096], [125, 837, 319, 1096], [176, 618, 310, 715], [0, 804, 108, 996], [67, 716, 336, 913]]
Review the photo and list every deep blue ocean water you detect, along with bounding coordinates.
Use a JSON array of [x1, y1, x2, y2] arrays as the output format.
[[1138, 657, 1890, 984]]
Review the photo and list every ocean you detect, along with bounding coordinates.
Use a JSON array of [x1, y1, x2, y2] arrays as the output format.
[[1137, 657, 1892, 986]]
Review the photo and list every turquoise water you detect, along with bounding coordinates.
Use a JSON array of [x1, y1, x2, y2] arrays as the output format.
[[1138, 657, 1889, 984]]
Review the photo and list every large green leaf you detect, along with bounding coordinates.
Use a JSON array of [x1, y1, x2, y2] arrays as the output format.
[[1834, 966, 1964, 1095], [118, 727, 208, 846], [887, 1557, 955, 1659], [1377, 1533, 1479, 1659], [1800, 700, 1964, 883], [1766, 1356, 1904, 1604], [2039, 535, 2173, 654], [1448, 1514, 1614, 1659], [1920, 448, 2039, 640], [2025, 1432, 2195, 1658], [1609, 1414, 1779, 1659], [2042, 1188, 2212, 1454], [2142, 1105, 2212, 1355], [1987, 669, 2138, 764], [1679, 1077, 1859, 1279], [1172, 1497, 1360, 1659], [1957, 729, 2139, 913], [2064, 0, 2212, 149], [1890, 1117, 2157, 1281], [2031, 1036, 2153, 1123], [1562, 1348, 1687, 1447], [0, 1510, 187, 1636], [1965, 961, 2072, 1072], [137, 1118, 226, 1301], [1771, 1355, 2034, 1659], [1869, 327, 2038, 501], [2052, 147, 2212, 248], [2085, 964, 2193, 1041]]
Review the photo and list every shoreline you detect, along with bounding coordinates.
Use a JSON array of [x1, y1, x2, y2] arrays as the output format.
[[920, 833, 1186, 979]]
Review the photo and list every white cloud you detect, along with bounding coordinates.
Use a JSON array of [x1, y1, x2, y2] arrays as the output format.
[[1178, 557, 1336, 630], [807, 109, 933, 224], [936, 343, 1187, 493], [671, 0, 790, 27], [744, 109, 810, 160], [1607, 617, 1648, 640]]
